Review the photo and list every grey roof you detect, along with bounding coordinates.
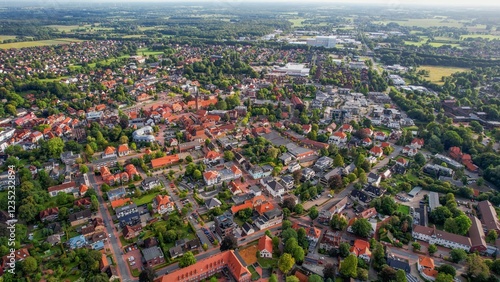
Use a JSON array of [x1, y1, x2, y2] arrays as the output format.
[[116, 204, 137, 215], [242, 222, 254, 233], [205, 198, 222, 209], [387, 257, 411, 273], [267, 180, 284, 192], [107, 187, 126, 198], [264, 209, 282, 220], [428, 192, 441, 211], [169, 245, 183, 257], [142, 246, 164, 261]]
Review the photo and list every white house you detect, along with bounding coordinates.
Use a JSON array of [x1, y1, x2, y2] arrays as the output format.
[[263, 180, 285, 198], [258, 235, 273, 258]]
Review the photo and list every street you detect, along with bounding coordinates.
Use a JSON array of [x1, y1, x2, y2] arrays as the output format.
[[88, 173, 134, 282]]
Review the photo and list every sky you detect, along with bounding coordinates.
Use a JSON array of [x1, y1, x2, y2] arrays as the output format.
[[5, 0, 500, 6]]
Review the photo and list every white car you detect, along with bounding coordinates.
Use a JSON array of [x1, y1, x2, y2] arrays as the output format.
[[129, 256, 135, 262], [109, 234, 112, 238]]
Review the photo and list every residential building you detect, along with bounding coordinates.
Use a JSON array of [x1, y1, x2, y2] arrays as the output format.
[[469, 215, 487, 253], [68, 209, 91, 226], [107, 187, 126, 201], [255, 209, 283, 230], [68, 235, 87, 249], [258, 235, 273, 258], [123, 225, 142, 240], [387, 256, 411, 273], [418, 256, 438, 281], [0, 248, 30, 275], [214, 213, 235, 238], [48, 181, 77, 197], [205, 198, 222, 210], [318, 196, 348, 225], [142, 246, 165, 267], [350, 239, 371, 262], [319, 231, 341, 251], [39, 207, 59, 222], [60, 151, 81, 166], [153, 195, 175, 214], [428, 192, 441, 211], [477, 200, 500, 233], [412, 225, 471, 251], [132, 126, 156, 143], [203, 170, 219, 186], [142, 177, 161, 191], [151, 154, 180, 169], [102, 146, 117, 158], [117, 144, 130, 157], [314, 156, 333, 171], [280, 175, 295, 190], [242, 222, 255, 236], [263, 180, 285, 198]]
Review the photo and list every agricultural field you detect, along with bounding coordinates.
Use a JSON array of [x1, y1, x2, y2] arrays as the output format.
[[46, 25, 90, 32], [417, 65, 470, 84], [375, 18, 467, 28], [0, 35, 17, 42], [461, 34, 500, 40], [0, 38, 83, 49]]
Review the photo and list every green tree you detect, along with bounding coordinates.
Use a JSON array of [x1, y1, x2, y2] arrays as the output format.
[[357, 268, 368, 281], [323, 263, 336, 280], [339, 242, 350, 258], [330, 214, 348, 231], [309, 206, 319, 220], [436, 265, 456, 278], [46, 137, 64, 157], [293, 246, 305, 263], [351, 218, 372, 238], [449, 248, 467, 263], [224, 151, 235, 161], [414, 152, 426, 166], [466, 253, 490, 279], [22, 257, 38, 273], [279, 253, 295, 274], [428, 244, 438, 255], [444, 214, 471, 236], [294, 204, 304, 214], [396, 269, 407, 282], [139, 267, 156, 282], [90, 195, 99, 211], [412, 242, 421, 251], [286, 276, 300, 282], [179, 251, 197, 268], [269, 274, 278, 282], [220, 234, 238, 251], [435, 273, 454, 282], [340, 254, 358, 278], [120, 135, 129, 144], [334, 154, 344, 167], [285, 238, 299, 254], [487, 230, 498, 243], [308, 274, 323, 282], [80, 164, 89, 174]]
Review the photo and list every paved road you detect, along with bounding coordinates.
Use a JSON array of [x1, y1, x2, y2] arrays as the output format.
[[88, 173, 135, 282]]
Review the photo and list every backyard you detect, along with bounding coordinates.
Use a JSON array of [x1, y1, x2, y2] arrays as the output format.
[[397, 204, 410, 215], [239, 244, 258, 265]]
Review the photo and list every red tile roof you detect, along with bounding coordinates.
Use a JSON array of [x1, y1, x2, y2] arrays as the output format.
[[151, 155, 180, 168], [258, 235, 273, 254]]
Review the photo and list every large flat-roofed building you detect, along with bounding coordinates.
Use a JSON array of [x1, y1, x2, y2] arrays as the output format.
[[154, 250, 251, 282], [306, 36, 337, 48]]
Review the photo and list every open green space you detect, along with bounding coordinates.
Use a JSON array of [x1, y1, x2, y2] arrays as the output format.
[[137, 47, 165, 56], [397, 205, 410, 215], [132, 192, 158, 206], [0, 38, 83, 49], [46, 25, 90, 32], [258, 257, 278, 269], [248, 265, 261, 281], [417, 65, 470, 85], [289, 18, 306, 27]]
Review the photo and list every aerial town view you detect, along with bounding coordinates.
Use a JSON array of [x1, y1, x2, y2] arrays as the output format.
[[0, 0, 500, 281]]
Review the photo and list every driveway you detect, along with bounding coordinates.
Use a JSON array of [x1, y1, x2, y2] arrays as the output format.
[[123, 249, 142, 272]]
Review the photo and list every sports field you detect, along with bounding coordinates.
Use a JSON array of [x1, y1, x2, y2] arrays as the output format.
[[417, 65, 470, 84]]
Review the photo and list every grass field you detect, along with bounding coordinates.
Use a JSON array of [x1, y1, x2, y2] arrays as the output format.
[[289, 18, 306, 27], [247, 265, 261, 281], [137, 47, 164, 56], [258, 257, 278, 268], [417, 65, 470, 84], [0, 38, 83, 49], [397, 205, 410, 215], [239, 245, 258, 265], [132, 192, 159, 206]]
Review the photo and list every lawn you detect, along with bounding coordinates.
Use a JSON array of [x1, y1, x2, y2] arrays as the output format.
[[0, 38, 83, 49], [132, 192, 158, 206], [233, 216, 245, 227], [258, 257, 278, 269], [239, 245, 258, 265], [247, 265, 261, 281], [289, 18, 306, 27], [417, 65, 470, 85], [397, 205, 410, 215]]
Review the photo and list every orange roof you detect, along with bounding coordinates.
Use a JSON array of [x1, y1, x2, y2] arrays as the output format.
[[205, 150, 221, 160], [203, 171, 219, 180], [370, 146, 383, 154], [154, 250, 249, 282], [231, 201, 253, 214], [104, 146, 116, 155], [258, 235, 273, 253], [333, 131, 347, 138], [111, 198, 131, 209], [231, 165, 242, 175], [118, 144, 129, 153], [294, 271, 309, 282], [125, 164, 138, 176], [350, 239, 371, 257], [79, 184, 89, 195], [155, 194, 170, 205], [151, 155, 180, 168], [255, 202, 274, 215], [418, 256, 435, 269], [100, 166, 111, 177]]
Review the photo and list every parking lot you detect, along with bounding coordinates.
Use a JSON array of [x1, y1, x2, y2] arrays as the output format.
[[123, 248, 142, 272]]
